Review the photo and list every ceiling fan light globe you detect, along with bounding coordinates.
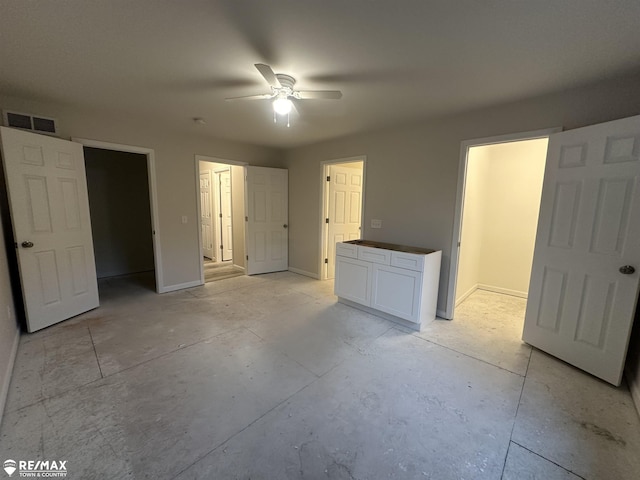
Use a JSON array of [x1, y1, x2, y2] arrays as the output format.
[[273, 98, 293, 115]]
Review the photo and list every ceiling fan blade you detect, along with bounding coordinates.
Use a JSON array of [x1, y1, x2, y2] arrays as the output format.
[[296, 90, 343, 100], [254, 63, 281, 88], [225, 93, 274, 101]]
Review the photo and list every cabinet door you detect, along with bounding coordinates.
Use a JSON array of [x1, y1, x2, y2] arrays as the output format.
[[335, 256, 373, 306], [372, 264, 422, 323]]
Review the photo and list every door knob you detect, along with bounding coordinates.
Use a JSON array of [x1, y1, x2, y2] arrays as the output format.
[[21, 241, 34, 248], [619, 265, 635, 275], [283, 224, 288, 229]]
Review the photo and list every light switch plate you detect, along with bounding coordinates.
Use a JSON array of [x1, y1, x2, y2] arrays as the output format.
[[371, 219, 382, 228], [181, 215, 188, 224]]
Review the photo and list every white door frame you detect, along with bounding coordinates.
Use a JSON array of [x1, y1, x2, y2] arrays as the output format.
[[444, 127, 561, 320], [194, 155, 247, 285], [319, 155, 366, 281], [72, 137, 163, 293]]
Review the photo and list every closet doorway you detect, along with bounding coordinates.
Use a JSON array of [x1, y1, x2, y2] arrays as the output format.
[[196, 155, 246, 284], [446, 128, 560, 320], [320, 156, 366, 280]]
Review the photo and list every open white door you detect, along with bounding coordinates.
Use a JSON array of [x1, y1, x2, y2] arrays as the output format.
[[200, 171, 215, 260], [219, 169, 233, 261], [0, 127, 99, 332], [246, 166, 288, 274], [523, 115, 640, 385], [326, 164, 363, 279]]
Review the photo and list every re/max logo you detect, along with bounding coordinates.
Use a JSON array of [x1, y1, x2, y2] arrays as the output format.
[[18, 461, 67, 472]]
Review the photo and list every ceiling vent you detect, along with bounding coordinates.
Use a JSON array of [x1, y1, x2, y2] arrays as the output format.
[[2, 110, 58, 136]]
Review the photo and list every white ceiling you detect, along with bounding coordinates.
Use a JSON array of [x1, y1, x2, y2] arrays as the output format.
[[1, 0, 639, 148]]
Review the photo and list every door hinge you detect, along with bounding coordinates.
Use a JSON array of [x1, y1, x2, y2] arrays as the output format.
[[220, 245, 223, 250], [245, 216, 248, 222], [219, 213, 223, 218], [246, 255, 249, 261], [324, 258, 328, 264], [325, 218, 329, 224], [326, 176, 330, 182]]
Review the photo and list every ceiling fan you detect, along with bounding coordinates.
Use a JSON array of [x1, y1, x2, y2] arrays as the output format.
[[226, 64, 343, 126]]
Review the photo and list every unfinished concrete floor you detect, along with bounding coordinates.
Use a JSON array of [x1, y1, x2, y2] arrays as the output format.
[[1, 274, 639, 479]]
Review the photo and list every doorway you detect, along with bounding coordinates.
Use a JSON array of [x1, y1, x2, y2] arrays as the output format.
[[320, 156, 366, 280], [73, 138, 163, 293], [195, 155, 246, 284], [446, 128, 559, 320]]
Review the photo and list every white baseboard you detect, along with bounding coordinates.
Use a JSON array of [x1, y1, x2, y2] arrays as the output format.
[[436, 309, 448, 319], [0, 327, 20, 427], [232, 264, 246, 272], [477, 284, 528, 299], [159, 279, 203, 293], [455, 284, 478, 306], [288, 267, 320, 280]]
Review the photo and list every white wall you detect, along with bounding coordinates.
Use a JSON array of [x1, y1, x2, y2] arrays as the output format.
[[284, 72, 640, 316], [457, 139, 547, 303], [456, 147, 489, 303], [0, 94, 283, 291], [85, 147, 155, 278]]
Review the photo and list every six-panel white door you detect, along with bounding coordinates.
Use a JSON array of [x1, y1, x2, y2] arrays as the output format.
[[523, 115, 640, 385], [200, 171, 215, 260], [326, 164, 363, 279], [219, 169, 233, 261], [245, 166, 288, 275], [0, 127, 99, 332]]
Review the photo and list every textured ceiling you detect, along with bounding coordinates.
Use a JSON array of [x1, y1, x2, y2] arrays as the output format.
[[1, 0, 639, 147]]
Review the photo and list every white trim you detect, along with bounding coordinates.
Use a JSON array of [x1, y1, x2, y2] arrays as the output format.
[[455, 284, 478, 306], [444, 127, 561, 320], [231, 264, 246, 273], [288, 267, 320, 279], [436, 309, 447, 319], [158, 279, 203, 293], [0, 327, 20, 426], [477, 284, 528, 299], [194, 155, 248, 285], [72, 137, 163, 294], [319, 156, 367, 280]]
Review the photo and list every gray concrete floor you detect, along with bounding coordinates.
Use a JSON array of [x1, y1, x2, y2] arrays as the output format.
[[1, 273, 639, 479]]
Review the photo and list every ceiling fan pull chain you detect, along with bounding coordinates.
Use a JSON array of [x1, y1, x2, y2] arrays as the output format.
[[273, 111, 276, 123], [287, 112, 290, 128]]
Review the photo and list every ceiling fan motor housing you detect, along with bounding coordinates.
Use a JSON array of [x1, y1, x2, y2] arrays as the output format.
[[275, 74, 297, 98]]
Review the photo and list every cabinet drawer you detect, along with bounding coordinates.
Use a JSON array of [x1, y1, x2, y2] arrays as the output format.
[[358, 245, 391, 265], [336, 242, 358, 258], [390, 251, 425, 272]]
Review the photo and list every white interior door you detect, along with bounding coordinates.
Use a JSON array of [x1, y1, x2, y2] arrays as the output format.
[[200, 171, 215, 260], [0, 126, 99, 332], [523, 115, 640, 385], [219, 169, 233, 261], [246, 166, 288, 275], [326, 164, 363, 279]]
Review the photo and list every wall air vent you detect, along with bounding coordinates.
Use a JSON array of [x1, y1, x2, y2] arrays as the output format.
[[2, 110, 58, 136]]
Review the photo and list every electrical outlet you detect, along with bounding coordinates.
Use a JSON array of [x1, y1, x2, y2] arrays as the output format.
[[181, 215, 188, 224], [371, 219, 382, 229]]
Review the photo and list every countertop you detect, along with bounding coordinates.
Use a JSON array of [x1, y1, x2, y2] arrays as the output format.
[[344, 239, 436, 255]]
